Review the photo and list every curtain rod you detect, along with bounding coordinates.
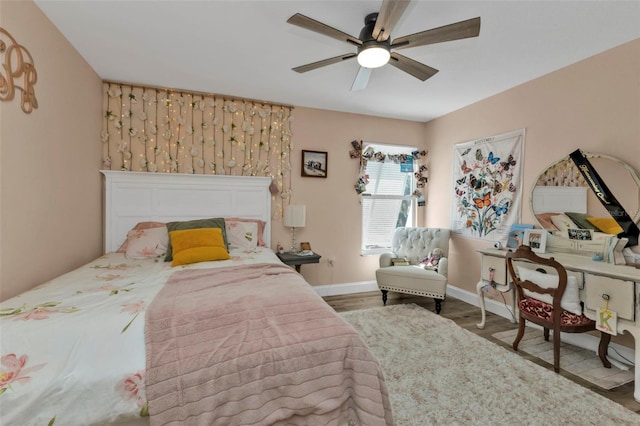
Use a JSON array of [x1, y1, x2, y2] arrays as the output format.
[[103, 79, 295, 109]]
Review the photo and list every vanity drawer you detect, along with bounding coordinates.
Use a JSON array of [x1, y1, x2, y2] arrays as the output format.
[[481, 256, 507, 285], [584, 274, 635, 321]]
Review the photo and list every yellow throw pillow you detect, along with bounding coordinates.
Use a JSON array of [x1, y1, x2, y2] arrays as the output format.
[[169, 227, 230, 266], [586, 216, 623, 235]]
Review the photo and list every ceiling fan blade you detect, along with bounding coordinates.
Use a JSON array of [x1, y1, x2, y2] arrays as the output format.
[[287, 13, 362, 47], [351, 67, 372, 91], [372, 0, 411, 42], [391, 17, 481, 50], [389, 52, 438, 81], [292, 53, 357, 73]]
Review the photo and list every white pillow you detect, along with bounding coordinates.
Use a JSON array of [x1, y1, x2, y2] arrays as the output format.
[[125, 226, 169, 259], [225, 220, 259, 249], [517, 266, 582, 316], [550, 214, 579, 237]]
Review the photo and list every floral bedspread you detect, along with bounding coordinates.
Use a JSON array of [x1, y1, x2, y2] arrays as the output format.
[[0, 248, 282, 426]]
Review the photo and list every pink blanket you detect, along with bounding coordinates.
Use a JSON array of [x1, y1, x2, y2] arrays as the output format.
[[145, 263, 393, 425]]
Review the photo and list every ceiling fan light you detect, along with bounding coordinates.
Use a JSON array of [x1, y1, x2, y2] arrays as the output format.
[[357, 46, 390, 68]]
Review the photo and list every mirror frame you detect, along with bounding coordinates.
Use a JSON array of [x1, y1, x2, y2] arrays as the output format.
[[530, 152, 640, 231]]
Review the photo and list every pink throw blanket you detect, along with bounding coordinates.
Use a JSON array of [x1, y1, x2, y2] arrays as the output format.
[[145, 263, 393, 425]]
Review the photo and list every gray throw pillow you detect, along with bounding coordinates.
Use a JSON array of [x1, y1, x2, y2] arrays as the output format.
[[564, 212, 597, 230]]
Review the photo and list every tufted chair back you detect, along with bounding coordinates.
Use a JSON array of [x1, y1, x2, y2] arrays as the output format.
[[391, 227, 450, 273]]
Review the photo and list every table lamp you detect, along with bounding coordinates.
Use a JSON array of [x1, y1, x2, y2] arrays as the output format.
[[284, 205, 306, 253]]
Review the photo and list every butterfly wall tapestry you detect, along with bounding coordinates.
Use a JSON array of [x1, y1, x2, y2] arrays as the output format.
[[451, 129, 525, 242]]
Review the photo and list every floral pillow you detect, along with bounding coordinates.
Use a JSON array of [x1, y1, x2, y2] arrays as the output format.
[[124, 226, 169, 259], [550, 214, 579, 237], [535, 213, 560, 231], [225, 217, 267, 247], [225, 220, 259, 249], [117, 221, 166, 253]]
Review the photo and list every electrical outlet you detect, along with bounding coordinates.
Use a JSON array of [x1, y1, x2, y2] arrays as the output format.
[[328, 256, 335, 267]]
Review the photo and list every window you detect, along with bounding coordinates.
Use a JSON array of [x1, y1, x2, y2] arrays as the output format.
[[361, 144, 416, 255]]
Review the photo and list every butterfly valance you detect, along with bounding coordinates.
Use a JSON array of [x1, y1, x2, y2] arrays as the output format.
[[349, 140, 428, 198]]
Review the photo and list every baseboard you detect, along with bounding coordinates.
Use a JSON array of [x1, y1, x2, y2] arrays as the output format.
[[316, 281, 635, 368], [313, 280, 378, 297], [315, 280, 526, 324]]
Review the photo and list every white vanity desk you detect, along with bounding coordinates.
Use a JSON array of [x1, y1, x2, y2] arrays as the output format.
[[475, 247, 640, 401]]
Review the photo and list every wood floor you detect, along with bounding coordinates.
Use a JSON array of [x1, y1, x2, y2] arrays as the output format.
[[323, 291, 640, 415]]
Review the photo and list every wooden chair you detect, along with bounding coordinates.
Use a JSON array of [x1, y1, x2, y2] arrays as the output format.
[[506, 245, 611, 373]]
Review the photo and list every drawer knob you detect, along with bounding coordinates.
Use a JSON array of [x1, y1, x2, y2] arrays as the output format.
[[488, 267, 495, 283], [601, 294, 610, 301]]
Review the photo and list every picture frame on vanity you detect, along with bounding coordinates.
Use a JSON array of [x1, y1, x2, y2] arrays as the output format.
[[506, 223, 534, 248], [301, 150, 328, 178], [567, 228, 593, 240], [523, 229, 548, 253]]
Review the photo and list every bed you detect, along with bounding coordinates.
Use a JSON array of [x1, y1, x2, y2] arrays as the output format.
[[0, 171, 392, 426]]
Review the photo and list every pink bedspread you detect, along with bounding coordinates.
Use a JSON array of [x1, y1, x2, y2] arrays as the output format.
[[145, 263, 393, 425]]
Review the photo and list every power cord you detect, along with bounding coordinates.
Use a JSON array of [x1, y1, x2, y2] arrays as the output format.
[[499, 290, 518, 322], [485, 266, 518, 322]]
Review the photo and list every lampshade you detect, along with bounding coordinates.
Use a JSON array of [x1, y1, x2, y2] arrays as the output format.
[[357, 46, 390, 69], [284, 205, 306, 227]]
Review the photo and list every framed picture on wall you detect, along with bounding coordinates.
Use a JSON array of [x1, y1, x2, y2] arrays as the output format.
[[301, 150, 328, 178], [523, 229, 548, 253]]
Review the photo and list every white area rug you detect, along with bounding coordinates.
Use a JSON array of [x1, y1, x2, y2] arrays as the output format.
[[493, 328, 634, 390], [341, 304, 639, 426]]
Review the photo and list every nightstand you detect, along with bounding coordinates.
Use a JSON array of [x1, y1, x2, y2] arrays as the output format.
[[276, 252, 321, 272]]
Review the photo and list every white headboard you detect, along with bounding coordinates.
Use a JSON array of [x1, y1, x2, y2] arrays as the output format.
[[101, 171, 272, 253], [531, 186, 588, 214]]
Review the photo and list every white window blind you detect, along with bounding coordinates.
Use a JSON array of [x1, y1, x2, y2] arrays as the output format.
[[361, 144, 416, 255]]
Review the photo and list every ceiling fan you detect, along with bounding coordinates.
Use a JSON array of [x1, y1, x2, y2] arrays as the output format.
[[287, 0, 480, 91]]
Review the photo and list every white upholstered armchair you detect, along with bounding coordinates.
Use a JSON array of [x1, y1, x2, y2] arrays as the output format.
[[375, 227, 450, 313]]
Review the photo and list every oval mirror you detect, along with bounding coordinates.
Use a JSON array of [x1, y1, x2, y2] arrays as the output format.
[[530, 152, 640, 244]]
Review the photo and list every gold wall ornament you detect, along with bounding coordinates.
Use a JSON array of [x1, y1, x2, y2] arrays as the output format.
[[0, 28, 38, 114]]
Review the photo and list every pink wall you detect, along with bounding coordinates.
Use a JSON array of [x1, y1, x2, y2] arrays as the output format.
[[0, 1, 103, 301], [424, 38, 640, 295], [271, 107, 426, 286], [2, 1, 638, 303], [0, 1, 426, 300]]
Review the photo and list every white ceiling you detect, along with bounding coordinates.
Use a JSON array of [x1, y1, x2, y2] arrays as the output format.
[[34, 0, 640, 122]]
